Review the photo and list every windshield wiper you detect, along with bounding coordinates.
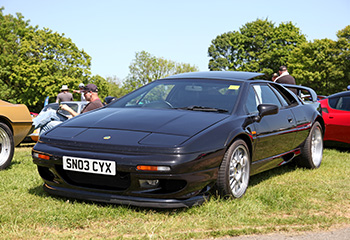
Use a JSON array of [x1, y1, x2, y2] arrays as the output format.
[[179, 105, 228, 113]]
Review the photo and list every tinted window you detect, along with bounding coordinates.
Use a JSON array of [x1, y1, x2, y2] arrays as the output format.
[[329, 96, 350, 111]]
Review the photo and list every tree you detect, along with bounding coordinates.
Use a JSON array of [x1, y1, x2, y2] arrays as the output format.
[[0, 9, 32, 103], [336, 25, 350, 85], [123, 51, 199, 92], [288, 25, 350, 95], [0, 9, 91, 112], [104, 76, 129, 99], [208, 19, 307, 78]]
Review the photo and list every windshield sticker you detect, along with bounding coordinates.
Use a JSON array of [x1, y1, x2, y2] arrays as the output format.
[[228, 85, 240, 90]]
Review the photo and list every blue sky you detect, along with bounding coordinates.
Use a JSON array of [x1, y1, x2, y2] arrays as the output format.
[[2, 0, 350, 82]]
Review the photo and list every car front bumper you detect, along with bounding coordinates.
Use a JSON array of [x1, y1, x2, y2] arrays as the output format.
[[43, 183, 209, 208]]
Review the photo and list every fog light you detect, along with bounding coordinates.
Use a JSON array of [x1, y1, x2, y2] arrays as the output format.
[[139, 179, 160, 188]]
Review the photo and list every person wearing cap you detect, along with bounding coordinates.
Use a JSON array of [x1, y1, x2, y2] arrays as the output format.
[[56, 85, 73, 103], [60, 84, 103, 117], [34, 84, 103, 135], [273, 66, 296, 85], [73, 83, 86, 101]]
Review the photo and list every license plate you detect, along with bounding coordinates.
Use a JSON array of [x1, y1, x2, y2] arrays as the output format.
[[63, 156, 116, 176]]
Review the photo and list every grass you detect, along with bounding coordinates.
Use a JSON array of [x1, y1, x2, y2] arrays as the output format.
[[0, 144, 349, 239]]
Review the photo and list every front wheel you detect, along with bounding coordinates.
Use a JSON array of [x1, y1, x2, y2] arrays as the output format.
[[296, 121, 323, 169], [217, 139, 250, 198], [0, 123, 14, 170]]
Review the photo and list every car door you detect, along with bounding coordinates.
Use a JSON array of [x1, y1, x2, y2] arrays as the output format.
[[246, 83, 297, 162], [324, 94, 350, 143]]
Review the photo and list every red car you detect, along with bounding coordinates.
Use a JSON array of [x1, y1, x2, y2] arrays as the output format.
[[319, 91, 350, 146]]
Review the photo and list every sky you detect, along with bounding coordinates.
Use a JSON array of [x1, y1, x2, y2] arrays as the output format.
[[1, 0, 350, 82]]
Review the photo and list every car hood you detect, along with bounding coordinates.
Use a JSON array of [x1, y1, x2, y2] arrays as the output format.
[[42, 108, 229, 148]]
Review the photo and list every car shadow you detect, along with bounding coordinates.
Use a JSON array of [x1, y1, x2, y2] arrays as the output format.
[[324, 145, 350, 153], [28, 185, 49, 197], [248, 162, 297, 187]]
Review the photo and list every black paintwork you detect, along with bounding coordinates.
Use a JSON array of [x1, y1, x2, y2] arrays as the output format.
[[32, 71, 323, 208]]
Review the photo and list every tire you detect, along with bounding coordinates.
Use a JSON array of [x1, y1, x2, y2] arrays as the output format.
[[217, 139, 250, 198], [296, 121, 323, 169], [0, 122, 14, 170]]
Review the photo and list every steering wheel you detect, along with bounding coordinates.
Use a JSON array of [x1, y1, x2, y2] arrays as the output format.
[[142, 100, 173, 109], [56, 106, 69, 120]]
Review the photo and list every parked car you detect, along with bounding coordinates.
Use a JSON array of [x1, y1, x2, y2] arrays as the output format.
[[0, 100, 32, 169], [32, 71, 324, 208], [318, 91, 350, 147], [30, 101, 88, 142]]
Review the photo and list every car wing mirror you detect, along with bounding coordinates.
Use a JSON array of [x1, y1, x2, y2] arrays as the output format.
[[254, 104, 279, 122]]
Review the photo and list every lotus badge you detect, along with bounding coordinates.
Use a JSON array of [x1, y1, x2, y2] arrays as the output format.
[[103, 136, 111, 140]]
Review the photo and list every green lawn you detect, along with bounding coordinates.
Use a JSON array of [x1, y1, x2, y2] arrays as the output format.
[[1, 145, 349, 239]]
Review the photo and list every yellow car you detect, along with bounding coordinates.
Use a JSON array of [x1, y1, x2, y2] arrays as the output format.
[[0, 100, 33, 169]]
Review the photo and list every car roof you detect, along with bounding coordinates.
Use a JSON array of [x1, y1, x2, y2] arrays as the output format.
[[328, 91, 350, 99], [163, 71, 264, 81]]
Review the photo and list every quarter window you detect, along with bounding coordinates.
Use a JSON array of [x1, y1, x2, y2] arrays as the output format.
[[246, 86, 259, 114], [245, 84, 283, 114], [253, 84, 282, 107], [329, 96, 350, 111]]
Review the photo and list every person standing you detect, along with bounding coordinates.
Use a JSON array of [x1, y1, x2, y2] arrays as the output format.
[[73, 83, 86, 101], [56, 85, 73, 103], [274, 66, 296, 85]]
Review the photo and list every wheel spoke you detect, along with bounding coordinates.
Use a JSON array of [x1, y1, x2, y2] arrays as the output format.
[[228, 145, 250, 197], [0, 128, 11, 165], [310, 127, 323, 167]]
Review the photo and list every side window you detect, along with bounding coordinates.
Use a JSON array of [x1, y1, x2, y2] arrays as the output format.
[[246, 86, 259, 114], [252, 84, 283, 107], [270, 84, 297, 106], [328, 97, 339, 109], [334, 96, 350, 111]]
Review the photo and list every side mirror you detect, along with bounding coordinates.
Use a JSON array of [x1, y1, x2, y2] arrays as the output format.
[[254, 104, 279, 122]]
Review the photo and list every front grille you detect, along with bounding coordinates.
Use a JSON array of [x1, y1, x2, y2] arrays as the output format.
[[56, 166, 130, 191]]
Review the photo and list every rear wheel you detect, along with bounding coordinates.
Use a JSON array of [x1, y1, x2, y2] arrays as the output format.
[[0, 123, 14, 170], [217, 139, 250, 198], [296, 122, 323, 169]]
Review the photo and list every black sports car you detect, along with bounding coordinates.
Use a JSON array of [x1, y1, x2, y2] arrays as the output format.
[[32, 71, 324, 208]]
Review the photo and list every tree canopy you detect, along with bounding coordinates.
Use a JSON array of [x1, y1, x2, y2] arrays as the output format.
[[208, 19, 350, 95], [0, 9, 200, 111], [208, 19, 307, 77], [0, 8, 92, 112], [123, 51, 199, 92], [287, 25, 350, 95], [2, 9, 349, 110]]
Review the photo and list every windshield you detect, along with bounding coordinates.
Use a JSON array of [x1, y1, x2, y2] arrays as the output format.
[[109, 79, 242, 113]]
